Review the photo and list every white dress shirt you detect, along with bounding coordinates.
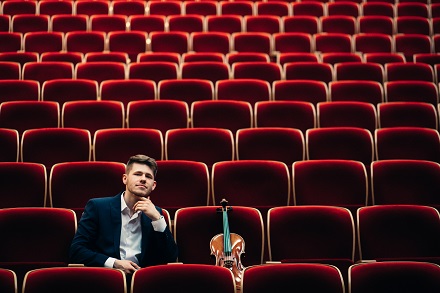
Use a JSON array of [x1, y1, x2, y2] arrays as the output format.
[[104, 193, 167, 268]]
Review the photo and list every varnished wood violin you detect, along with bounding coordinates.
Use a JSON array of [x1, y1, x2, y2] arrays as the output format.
[[210, 199, 245, 290]]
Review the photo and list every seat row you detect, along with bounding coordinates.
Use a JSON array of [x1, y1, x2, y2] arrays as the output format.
[[1, 98, 439, 134], [0, 0, 438, 19], [3, 261, 440, 293], [1, 204, 440, 292], [1, 30, 440, 58], [3, 60, 440, 86], [0, 78, 438, 107], [2, 12, 440, 36]]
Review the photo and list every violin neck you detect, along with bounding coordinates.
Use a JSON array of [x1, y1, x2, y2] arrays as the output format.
[[222, 210, 232, 254]]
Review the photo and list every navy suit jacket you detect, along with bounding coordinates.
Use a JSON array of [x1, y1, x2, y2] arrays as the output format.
[[69, 192, 178, 267]]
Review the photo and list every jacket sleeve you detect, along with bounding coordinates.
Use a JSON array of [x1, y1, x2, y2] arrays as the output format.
[[69, 199, 114, 267]]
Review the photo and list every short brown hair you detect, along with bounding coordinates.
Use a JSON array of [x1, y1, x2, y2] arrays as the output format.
[[126, 154, 158, 179]]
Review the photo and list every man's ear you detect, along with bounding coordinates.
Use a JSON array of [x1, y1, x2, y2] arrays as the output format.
[[122, 174, 127, 185]]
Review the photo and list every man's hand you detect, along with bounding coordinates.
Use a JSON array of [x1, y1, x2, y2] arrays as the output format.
[[133, 196, 161, 221], [113, 259, 141, 274]]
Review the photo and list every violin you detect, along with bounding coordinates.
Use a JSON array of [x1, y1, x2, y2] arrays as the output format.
[[210, 199, 245, 290]]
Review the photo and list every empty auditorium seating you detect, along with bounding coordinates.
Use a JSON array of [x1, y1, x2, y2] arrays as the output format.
[[236, 127, 305, 165], [22, 61, 74, 84], [385, 63, 434, 82], [361, 2, 394, 17], [256, 1, 291, 17], [378, 102, 438, 129], [211, 160, 290, 213], [132, 264, 235, 293], [112, 0, 146, 16], [2, 0, 37, 15], [321, 52, 363, 65], [181, 61, 230, 83], [395, 16, 431, 35], [168, 14, 204, 33], [292, 159, 368, 211], [93, 128, 163, 162], [0, 128, 19, 162], [183, 1, 218, 16], [227, 52, 270, 64], [414, 53, 440, 67], [173, 206, 264, 266], [23, 32, 63, 54], [273, 32, 313, 53], [349, 261, 440, 293], [363, 53, 406, 65], [327, 1, 360, 17], [129, 61, 178, 83], [317, 101, 377, 133], [21, 128, 91, 170], [49, 161, 125, 219], [314, 33, 353, 53], [371, 159, 440, 209], [245, 263, 345, 293], [11, 14, 49, 33], [292, 1, 325, 17], [128, 15, 166, 32], [216, 79, 271, 106], [206, 15, 243, 34], [0, 207, 77, 291], [375, 127, 440, 163], [0, 32, 22, 52], [65, 31, 106, 54], [232, 62, 282, 84], [190, 32, 231, 54], [100, 79, 156, 108], [0, 268, 16, 293], [244, 15, 281, 34], [267, 206, 354, 286], [165, 128, 234, 168], [0, 162, 46, 208], [384, 81, 438, 105], [325, 74, 369, 103], [22, 267, 126, 293], [89, 14, 127, 33], [152, 160, 209, 217], [41, 79, 98, 105], [320, 15, 357, 34], [0, 52, 37, 67], [357, 205, 440, 263], [0, 101, 59, 134], [38, 0, 73, 16], [51, 15, 88, 33], [306, 127, 374, 165], [254, 101, 316, 132], [127, 100, 189, 135], [0, 79, 40, 103], [158, 79, 214, 104], [75, 62, 126, 84], [137, 52, 180, 63], [335, 62, 384, 83], [0, 61, 21, 80], [182, 52, 225, 63], [75, 0, 109, 16], [148, 0, 182, 16], [219, 0, 254, 16], [282, 15, 319, 34], [191, 100, 253, 133], [396, 2, 429, 17], [273, 80, 328, 105], [84, 52, 129, 63], [358, 17, 394, 35], [232, 32, 272, 55], [40, 52, 83, 64], [107, 31, 148, 62], [394, 34, 432, 62], [61, 100, 124, 136], [284, 62, 334, 83], [149, 31, 189, 54]]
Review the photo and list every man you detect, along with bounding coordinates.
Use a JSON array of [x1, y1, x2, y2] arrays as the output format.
[[69, 154, 178, 274]]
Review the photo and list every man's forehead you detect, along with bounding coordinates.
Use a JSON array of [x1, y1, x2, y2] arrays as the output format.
[[127, 163, 154, 175]]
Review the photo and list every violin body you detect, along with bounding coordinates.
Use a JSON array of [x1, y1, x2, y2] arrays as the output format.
[[210, 199, 246, 290], [210, 232, 245, 285]]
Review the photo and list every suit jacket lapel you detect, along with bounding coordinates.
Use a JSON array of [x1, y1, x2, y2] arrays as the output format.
[[110, 193, 122, 259]]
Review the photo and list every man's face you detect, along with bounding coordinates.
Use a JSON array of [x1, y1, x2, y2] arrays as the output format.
[[123, 163, 156, 197]]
